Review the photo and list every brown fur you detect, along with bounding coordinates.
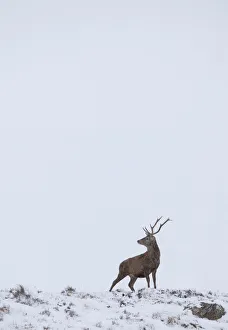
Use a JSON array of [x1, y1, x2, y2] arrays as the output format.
[[109, 217, 171, 292]]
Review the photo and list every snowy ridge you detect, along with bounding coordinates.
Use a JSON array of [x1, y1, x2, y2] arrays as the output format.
[[0, 285, 227, 329]]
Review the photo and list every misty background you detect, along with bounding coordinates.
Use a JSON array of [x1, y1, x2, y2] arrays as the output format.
[[0, 1, 228, 293]]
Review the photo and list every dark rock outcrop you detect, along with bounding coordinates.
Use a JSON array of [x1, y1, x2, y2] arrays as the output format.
[[190, 302, 226, 320]]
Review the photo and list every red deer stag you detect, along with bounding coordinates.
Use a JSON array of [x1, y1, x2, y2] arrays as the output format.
[[109, 217, 171, 292]]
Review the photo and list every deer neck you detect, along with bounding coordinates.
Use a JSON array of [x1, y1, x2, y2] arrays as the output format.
[[147, 239, 160, 258]]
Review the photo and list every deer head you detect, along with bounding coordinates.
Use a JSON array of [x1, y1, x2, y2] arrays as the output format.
[[137, 216, 171, 247]]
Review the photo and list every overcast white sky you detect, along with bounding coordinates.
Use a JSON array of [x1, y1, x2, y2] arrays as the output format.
[[0, 1, 228, 293]]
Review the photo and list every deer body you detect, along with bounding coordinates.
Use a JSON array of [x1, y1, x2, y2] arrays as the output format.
[[109, 217, 170, 292], [119, 240, 160, 278]]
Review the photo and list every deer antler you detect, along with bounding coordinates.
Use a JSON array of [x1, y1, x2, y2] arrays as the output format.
[[150, 216, 163, 233], [143, 227, 150, 235], [143, 216, 163, 235], [153, 218, 171, 235]]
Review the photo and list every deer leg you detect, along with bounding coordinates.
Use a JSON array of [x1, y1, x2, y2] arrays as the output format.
[[128, 275, 137, 292], [146, 275, 150, 288], [152, 270, 157, 289], [109, 273, 126, 292]]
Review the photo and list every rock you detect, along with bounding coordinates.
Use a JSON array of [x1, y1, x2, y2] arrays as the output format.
[[190, 302, 226, 320]]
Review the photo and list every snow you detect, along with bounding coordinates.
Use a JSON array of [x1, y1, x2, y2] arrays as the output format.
[[0, 286, 227, 329]]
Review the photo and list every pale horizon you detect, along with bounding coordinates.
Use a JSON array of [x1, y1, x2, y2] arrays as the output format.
[[0, 1, 227, 293]]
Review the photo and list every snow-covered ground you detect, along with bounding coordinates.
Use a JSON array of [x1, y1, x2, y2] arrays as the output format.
[[0, 285, 227, 329]]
